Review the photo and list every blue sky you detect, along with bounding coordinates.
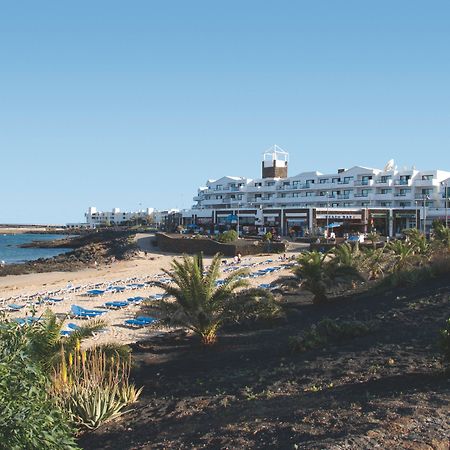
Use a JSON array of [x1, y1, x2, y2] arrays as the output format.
[[1, 1, 449, 224]]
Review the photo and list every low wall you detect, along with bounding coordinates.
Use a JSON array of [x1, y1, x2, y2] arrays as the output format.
[[155, 233, 286, 257]]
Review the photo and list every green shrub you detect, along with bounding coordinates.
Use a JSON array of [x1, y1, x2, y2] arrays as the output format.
[[218, 230, 238, 243], [0, 324, 79, 450], [289, 318, 373, 352], [438, 318, 450, 365]]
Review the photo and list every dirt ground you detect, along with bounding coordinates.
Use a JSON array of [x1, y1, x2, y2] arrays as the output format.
[[79, 276, 450, 450]]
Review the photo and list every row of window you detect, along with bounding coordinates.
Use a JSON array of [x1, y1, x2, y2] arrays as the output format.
[[208, 174, 437, 191]]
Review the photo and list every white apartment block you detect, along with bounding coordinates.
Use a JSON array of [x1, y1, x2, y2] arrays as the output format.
[[189, 145, 450, 237], [85, 207, 154, 226]]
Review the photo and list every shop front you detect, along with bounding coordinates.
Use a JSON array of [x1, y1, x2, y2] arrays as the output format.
[[369, 211, 389, 236], [393, 210, 419, 235], [314, 210, 365, 236], [283, 210, 309, 237]]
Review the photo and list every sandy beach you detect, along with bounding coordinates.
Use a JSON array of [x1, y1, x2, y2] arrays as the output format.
[[0, 244, 298, 347]]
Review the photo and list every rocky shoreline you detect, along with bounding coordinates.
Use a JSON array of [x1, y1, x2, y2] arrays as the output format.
[[0, 230, 139, 277]]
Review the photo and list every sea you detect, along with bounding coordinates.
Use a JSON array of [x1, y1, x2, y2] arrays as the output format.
[[0, 234, 72, 264]]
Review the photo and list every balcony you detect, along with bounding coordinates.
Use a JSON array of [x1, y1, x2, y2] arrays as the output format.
[[414, 179, 439, 187], [394, 179, 411, 186], [394, 192, 411, 197], [374, 179, 393, 186], [354, 179, 374, 186], [353, 193, 369, 198], [246, 186, 263, 192], [414, 194, 433, 200]]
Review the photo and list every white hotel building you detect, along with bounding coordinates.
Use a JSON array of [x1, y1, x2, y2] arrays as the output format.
[[84, 207, 154, 226], [187, 146, 450, 237]]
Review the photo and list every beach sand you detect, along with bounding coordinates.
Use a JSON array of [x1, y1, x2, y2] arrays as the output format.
[[0, 247, 297, 347]]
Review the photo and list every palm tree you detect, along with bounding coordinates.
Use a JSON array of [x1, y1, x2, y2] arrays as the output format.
[[293, 247, 365, 304], [154, 253, 251, 345], [293, 251, 330, 304], [432, 221, 450, 250], [24, 309, 106, 370], [331, 242, 361, 269], [362, 246, 387, 280], [387, 240, 415, 272]]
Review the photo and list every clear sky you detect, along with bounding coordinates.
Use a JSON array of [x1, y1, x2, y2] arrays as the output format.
[[1, 1, 449, 224]]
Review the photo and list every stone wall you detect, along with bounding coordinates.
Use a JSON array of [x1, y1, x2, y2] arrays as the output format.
[[155, 233, 286, 257]]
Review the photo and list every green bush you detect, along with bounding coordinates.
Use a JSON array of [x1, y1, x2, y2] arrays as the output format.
[[218, 230, 238, 243], [0, 324, 79, 450], [438, 317, 450, 365], [289, 318, 373, 353]]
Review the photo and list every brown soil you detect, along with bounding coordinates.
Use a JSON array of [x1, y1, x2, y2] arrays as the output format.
[[79, 277, 450, 450]]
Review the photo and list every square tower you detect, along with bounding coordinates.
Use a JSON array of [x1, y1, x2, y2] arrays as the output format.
[[262, 145, 289, 178]]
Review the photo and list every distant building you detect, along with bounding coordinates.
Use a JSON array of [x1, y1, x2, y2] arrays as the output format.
[[188, 145, 450, 236], [84, 207, 155, 226]]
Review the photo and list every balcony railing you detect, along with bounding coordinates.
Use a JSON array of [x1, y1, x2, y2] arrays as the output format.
[[354, 180, 373, 186], [394, 179, 411, 186]]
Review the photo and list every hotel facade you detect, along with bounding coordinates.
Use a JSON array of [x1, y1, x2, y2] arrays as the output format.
[[187, 146, 450, 237]]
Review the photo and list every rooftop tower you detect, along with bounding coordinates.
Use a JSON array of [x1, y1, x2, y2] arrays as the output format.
[[262, 145, 289, 178]]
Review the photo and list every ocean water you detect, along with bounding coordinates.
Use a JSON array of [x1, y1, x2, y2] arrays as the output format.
[[0, 234, 72, 264]]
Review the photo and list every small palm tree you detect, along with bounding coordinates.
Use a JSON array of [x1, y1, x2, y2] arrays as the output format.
[[331, 242, 361, 269], [432, 221, 450, 250], [293, 248, 365, 304], [293, 251, 330, 304], [403, 228, 430, 257], [367, 232, 380, 249], [362, 246, 387, 280], [25, 309, 106, 370], [155, 253, 250, 345], [387, 240, 415, 272]]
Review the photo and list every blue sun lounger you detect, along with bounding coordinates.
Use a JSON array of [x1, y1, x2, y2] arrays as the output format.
[[124, 316, 156, 327], [104, 301, 129, 309], [8, 304, 25, 311], [86, 289, 105, 296], [127, 296, 144, 304], [71, 305, 106, 319]]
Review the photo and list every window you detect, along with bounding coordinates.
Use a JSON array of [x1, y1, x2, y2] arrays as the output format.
[[380, 189, 391, 194], [319, 179, 328, 184], [421, 175, 433, 180], [215, 195, 222, 199], [283, 181, 290, 186], [266, 181, 275, 186], [343, 176, 353, 184], [332, 177, 340, 183], [216, 185, 222, 190], [254, 182, 262, 187]]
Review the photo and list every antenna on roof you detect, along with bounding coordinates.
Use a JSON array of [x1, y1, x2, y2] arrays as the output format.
[[383, 159, 395, 172]]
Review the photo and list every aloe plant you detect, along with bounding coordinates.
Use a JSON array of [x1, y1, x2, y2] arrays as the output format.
[[52, 347, 142, 430]]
